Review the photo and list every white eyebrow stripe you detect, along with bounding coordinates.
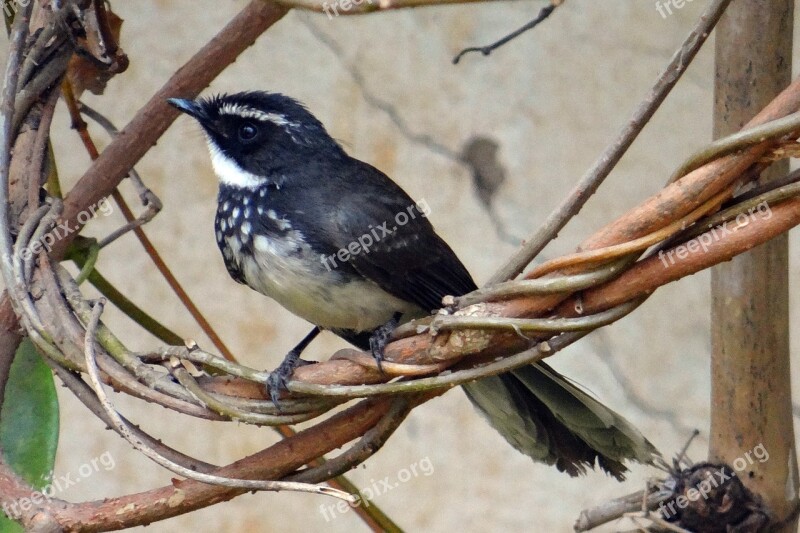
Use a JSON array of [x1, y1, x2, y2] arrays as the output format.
[[218, 103, 294, 127]]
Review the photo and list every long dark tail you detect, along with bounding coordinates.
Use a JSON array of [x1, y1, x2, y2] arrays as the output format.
[[462, 362, 658, 479], [335, 330, 658, 479]]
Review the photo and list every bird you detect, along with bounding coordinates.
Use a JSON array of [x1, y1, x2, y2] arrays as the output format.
[[168, 91, 658, 479]]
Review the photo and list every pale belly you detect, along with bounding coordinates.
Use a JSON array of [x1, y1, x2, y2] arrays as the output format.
[[236, 233, 420, 332]]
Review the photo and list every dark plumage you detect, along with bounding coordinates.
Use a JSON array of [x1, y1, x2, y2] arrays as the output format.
[[169, 91, 658, 478]]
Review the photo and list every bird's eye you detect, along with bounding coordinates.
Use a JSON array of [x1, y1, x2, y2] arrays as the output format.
[[238, 123, 258, 141]]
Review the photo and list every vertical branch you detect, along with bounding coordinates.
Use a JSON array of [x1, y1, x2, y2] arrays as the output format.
[[0, 0, 32, 418], [709, 1, 798, 529], [0, 308, 22, 416]]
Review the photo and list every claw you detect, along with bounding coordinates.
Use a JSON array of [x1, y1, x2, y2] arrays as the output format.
[[267, 353, 295, 408], [267, 351, 311, 409], [267, 327, 321, 410], [368, 313, 401, 374], [369, 335, 386, 374]]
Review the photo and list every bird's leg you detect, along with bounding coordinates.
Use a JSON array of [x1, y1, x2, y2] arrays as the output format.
[[267, 326, 320, 406], [369, 312, 402, 374]]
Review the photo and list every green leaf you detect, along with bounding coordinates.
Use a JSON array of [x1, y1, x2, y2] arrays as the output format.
[[0, 339, 59, 529]]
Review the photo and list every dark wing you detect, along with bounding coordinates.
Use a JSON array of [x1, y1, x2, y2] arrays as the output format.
[[323, 159, 476, 311]]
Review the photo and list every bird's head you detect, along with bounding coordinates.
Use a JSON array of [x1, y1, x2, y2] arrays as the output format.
[[168, 91, 343, 189]]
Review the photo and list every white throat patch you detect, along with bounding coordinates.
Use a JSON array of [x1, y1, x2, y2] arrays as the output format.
[[208, 145, 265, 189]]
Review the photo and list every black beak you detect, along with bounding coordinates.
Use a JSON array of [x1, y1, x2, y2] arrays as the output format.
[[167, 98, 207, 121]]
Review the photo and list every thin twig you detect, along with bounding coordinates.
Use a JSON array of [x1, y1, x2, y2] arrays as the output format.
[[49, 361, 218, 474], [430, 300, 639, 333], [26, 90, 60, 214], [82, 299, 356, 502], [452, 256, 632, 308], [674, 429, 700, 470], [574, 487, 672, 531], [61, 79, 237, 361], [14, 204, 51, 285], [77, 103, 163, 249], [452, 0, 560, 64], [670, 178, 800, 246], [72, 239, 99, 285], [55, 1, 289, 260], [287, 397, 415, 483], [487, 0, 733, 284], [331, 350, 451, 376], [625, 512, 693, 533], [527, 186, 734, 278], [269, 0, 509, 15], [668, 111, 800, 184], [17, 25, 62, 88], [732, 166, 800, 204], [12, 45, 72, 134], [69, 242, 185, 345]]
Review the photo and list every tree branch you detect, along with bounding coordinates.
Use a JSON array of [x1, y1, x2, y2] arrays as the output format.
[[51, 0, 288, 259], [46, 396, 408, 531], [488, 0, 734, 284]]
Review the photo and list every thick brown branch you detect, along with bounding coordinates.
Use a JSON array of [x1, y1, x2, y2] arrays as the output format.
[[47, 396, 406, 532], [488, 0, 733, 283], [562, 197, 800, 316], [289, 75, 800, 385], [51, 0, 288, 259]]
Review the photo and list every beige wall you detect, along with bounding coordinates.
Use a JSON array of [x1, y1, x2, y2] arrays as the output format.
[[4, 0, 800, 531]]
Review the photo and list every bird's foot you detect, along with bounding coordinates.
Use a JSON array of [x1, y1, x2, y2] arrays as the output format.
[[368, 313, 401, 374], [267, 350, 312, 408], [267, 327, 320, 408]]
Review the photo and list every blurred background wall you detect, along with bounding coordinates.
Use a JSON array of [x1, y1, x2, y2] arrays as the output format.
[[2, 0, 799, 531]]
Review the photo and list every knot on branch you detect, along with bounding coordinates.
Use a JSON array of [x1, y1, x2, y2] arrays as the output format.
[[660, 462, 770, 532]]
